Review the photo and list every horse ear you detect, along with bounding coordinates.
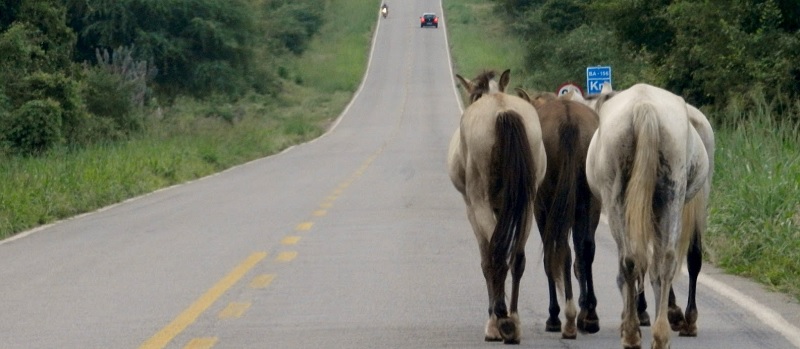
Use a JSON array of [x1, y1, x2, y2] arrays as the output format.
[[499, 69, 511, 92], [601, 82, 613, 94], [515, 88, 532, 102], [456, 74, 474, 93]]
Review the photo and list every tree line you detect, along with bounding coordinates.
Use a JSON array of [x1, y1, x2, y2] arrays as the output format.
[[0, 0, 324, 155], [494, 0, 799, 123]]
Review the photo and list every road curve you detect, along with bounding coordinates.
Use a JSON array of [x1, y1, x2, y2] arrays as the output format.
[[1, 1, 799, 348]]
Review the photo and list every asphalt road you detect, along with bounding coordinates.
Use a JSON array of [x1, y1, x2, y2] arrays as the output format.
[[2, 1, 800, 348]]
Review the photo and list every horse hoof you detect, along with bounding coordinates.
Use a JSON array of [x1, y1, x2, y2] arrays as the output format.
[[578, 319, 600, 334], [545, 318, 561, 332], [679, 324, 698, 337], [498, 317, 521, 344], [638, 311, 651, 327], [485, 336, 503, 342], [668, 306, 686, 332], [562, 330, 577, 340], [577, 309, 600, 334]]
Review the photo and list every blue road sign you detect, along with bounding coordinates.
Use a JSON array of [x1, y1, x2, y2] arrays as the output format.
[[586, 66, 611, 95]]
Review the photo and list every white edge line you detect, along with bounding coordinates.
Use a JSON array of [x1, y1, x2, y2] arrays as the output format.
[[438, 0, 464, 114], [689, 269, 800, 348], [1, 9, 387, 247]]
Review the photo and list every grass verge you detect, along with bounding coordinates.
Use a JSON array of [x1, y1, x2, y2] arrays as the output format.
[[443, 0, 526, 90], [0, 0, 379, 239]]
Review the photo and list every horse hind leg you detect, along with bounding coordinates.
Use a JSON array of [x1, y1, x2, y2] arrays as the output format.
[[499, 249, 526, 344], [680, 231, 702, 337], [574, 196, 600, 334], [561, 249, 578, 339], [544, 269, 562, 332], [636, 289, 651, 327], [618, 258, 642, 349], [485, 236, 518, 344], [667, 288, 687, 332], [478, 240, 503, 342]]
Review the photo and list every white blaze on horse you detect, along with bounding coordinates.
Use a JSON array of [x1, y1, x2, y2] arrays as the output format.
[[583, 83, 710, 349], [448, 70, 546, 344]]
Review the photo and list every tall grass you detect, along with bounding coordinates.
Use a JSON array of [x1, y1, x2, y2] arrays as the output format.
[[707, 98, 800, 298], [0, 0, 378, 239], [444, 0, 526, 89]]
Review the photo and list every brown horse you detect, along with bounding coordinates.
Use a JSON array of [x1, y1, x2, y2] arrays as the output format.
[[516, 90, 602, 339], [448, 70, 547, 344]]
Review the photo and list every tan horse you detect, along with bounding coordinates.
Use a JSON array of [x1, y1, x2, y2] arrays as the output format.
[[516, 90, 602, 339], [583, 83, 709, 349], [570, 86, 715, 338], [448, 70, 546, 344]]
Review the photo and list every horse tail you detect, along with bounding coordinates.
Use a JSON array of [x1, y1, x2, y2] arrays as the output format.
[[680, 185, 708, 263], [624, 102, 660, 279], [543, 118, 579, 287], [489, 110, 536, 269]]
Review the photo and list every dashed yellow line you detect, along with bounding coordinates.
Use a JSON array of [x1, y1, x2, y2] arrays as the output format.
[[183, 337, 217, 349], [281, 236, 301, 245], [249, 274, 276, 289], [218, 302, 251, 319], [312, 209, 327, 217], [276, 251, 297, 262], [138, 252, 266, 349], [295, 222, 313, 231]]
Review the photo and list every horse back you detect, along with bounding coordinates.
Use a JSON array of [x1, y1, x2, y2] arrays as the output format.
[[461, 94, 546, 187]]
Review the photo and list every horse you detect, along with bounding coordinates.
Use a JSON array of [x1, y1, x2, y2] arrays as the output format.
[[569, 86, 715, 338], [582, 83, 710, 349], [448, 69, 547, 344], [635, 103, 714, 337], [515, 89, 602, 339]]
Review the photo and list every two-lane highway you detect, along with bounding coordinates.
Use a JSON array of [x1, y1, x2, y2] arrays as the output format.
[[2, 0, 800, 348]]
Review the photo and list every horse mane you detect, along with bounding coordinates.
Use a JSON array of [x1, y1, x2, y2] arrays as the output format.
[[586, 91, 619, 113], [468, 70, 498, 103]]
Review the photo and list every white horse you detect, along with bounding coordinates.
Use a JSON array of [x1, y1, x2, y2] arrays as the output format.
[[448, 70, 547, 344], [582, 83, 710, 349], [570, 85, 715, 338]]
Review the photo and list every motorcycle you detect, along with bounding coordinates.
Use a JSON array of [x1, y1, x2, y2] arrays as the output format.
[[381, 7, 388, 18]]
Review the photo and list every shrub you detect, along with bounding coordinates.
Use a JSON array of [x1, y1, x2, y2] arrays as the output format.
[[17, 71, 91, 145], [2, 99, 63, 154]]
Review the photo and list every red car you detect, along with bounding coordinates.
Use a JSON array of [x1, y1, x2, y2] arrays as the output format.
[[420, 13, 438, 28]]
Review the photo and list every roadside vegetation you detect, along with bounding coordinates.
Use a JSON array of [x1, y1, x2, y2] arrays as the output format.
[[444, 0, 800, 300], [0, 0, 378, 238]]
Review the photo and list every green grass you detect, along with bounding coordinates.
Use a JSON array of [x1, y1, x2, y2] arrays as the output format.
[[0, 0, 379, 239], [443, 0, 526, 90], [706, 104, 800, 298]]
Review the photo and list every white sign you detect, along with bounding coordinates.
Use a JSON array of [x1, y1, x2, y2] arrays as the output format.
[[557, 83, 583, 97]]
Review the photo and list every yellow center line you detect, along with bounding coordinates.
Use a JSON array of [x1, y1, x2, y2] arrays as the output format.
[[276, 251, 297, 262], [183, 337, 218, 349], [312, 209, 327, 217], [138, 252, 267, 349], [281, 236, 301, 245], [249, 274, 276, 289], [218, 302, 251, 319], [295, 222, 313, 231]]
